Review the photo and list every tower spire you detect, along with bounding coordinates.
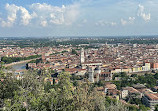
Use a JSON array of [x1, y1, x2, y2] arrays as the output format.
[[80, 48, 85, 64]]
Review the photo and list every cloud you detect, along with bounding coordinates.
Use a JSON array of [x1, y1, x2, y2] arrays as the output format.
[[121, 19, 127, 25], [111, 22, 117, 26], [30, 3, 65, 25], [0, 3, 80, 27], [137, 4, 151, 21], [1, 4, 35, 27], [30, 3, 80, 26], [1, 4, 19, 27], [120, 4, 150, 26], [96, 20, 117, 26], [95, 20, 108, 26], [19, 7, 36, 25], [40, 20, 47, 27], [64, 4, 80, 25], [0, 1, 154, 30], [121, 17, 135, 25], [129, 17, 135, 22]]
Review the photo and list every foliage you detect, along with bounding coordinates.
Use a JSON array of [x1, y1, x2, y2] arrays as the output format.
[[71, 49, 78, 55], [1, 55, 41, 64], [128, 105, 138, 111], [139, 104, 150, 111], [2, 37, 158, 49], [113, 72, 127, 78], [28, 58, 42, 64], [131, 74, 137, 78], [61, 50, 68, 53], [136, 74, 156, 88], [0, 69, 130, 111], [113, 73, 158, 89], [155, 104, 158, 111], [129, 98, 141, 105], [105, 97, 128, 111]]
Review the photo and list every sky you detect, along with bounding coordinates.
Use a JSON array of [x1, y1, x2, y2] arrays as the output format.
[[0, 0, 158, 37]]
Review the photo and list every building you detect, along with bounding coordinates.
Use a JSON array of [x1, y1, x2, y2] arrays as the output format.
[[88, 67, 94, 83], [142, 89, 158, 110], [132, 83, 146, 92], [94, 66, 101, 82], [132, 66, 142, 72], [105, 83, 120, 99], [100, 72, 112, 81], [151, 63, 158, 70], [82, 62, 102, 69], [88, 66, 101, 83], [123, 87, 142, 98], [142, 62, 151, 71], [121, 89, 129, 99], [80, 48, 85, 64]]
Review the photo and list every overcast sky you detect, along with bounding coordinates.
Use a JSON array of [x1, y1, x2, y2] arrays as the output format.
[[0, 0, 158, 37]]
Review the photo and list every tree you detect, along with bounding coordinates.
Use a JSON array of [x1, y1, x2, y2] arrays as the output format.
[[1, 70, 130, 111], [71, 49, 78, 55], [129, 98, 141, 105], [105, 97, 128, 111], [139, 104, 150, 111], [154, 73, 158, 79], [72, 81, 106, 111], [50, 72, 74, 110], [131, 74, 137, 78], [155, 104, 158, 111]]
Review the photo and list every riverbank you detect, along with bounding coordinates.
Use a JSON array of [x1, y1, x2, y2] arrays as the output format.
[[4, 58, 40, 67]]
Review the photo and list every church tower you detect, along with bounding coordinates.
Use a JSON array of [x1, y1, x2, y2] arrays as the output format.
[[80, 48, 85, 64], [88, 67, 94, 83], [94, 66, 101, 83]]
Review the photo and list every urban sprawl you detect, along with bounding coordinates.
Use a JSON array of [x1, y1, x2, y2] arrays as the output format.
[[1, 38, 158, 110]]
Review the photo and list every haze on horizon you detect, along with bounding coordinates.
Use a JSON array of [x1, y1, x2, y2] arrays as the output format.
[[0, 0, 158, 37]]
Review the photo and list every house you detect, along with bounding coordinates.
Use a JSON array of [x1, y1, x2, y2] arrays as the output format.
[[151, 63, 158, 70], [142, 62, 151, 71], [104, 83, 120, 100], [132, 66, 142, 72], [142, 89, 158, 110], [121, 89, 129, 99], [123, 87, 142, 98], [152, 86, 158, 92], [132, 83, 146, 92], [100, 72, 112, 81], [65, 68, 86, 75]]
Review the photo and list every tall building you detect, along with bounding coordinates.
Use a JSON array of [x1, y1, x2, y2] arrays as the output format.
[[88, 67, 94, 83], [80, 48, 85, 64], [94, 66, 101, 83]]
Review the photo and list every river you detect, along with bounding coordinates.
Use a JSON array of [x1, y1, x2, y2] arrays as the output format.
[[11, 62, 27, 70]]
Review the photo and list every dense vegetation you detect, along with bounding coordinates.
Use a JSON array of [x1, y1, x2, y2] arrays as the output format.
[[28, 58, 42, 64], [0, 65, 131, 111], [1, 62, 156, 111], [1, 55, 41, 64], [71, 49, 78, 55], [112, 72, 158, 90], [1, 36, 158, 48]]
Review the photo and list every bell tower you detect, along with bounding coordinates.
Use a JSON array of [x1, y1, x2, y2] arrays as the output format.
[[80, 48, 85, 64], [88, 67, 94, 83]]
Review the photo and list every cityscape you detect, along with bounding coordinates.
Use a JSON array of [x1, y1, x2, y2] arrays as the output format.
[[1, 37, 158, 110], [1, 0, 158, 111]]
